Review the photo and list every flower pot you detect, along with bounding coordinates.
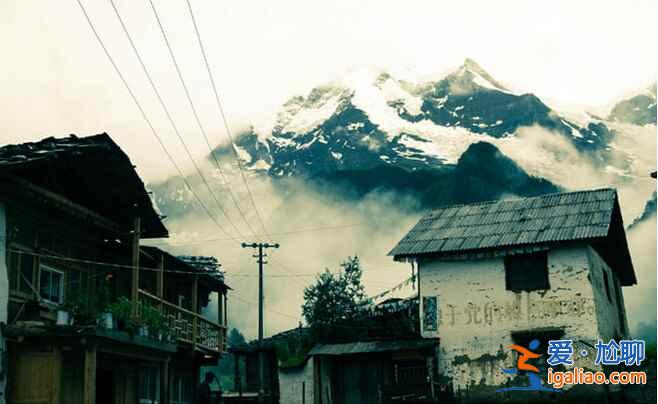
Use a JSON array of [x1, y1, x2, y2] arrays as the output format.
[[56, 310, 71, 326], [100, 312, 113, 329]]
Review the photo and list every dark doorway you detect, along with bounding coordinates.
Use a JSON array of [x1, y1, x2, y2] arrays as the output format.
[[97, 368, 115, 404]]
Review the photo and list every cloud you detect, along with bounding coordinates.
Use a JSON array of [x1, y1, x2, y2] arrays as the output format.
[[148, 173, 420, 338], [1, 0, 656, 182], [625, 212, 657, 341]]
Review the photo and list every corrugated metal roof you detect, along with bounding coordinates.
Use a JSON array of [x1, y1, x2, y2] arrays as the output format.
[[308, 339, 437, 356], [389, 188, 617, 258]]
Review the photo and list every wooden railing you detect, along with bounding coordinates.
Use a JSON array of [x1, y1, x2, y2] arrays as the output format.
[[137, 289, 226, 352]]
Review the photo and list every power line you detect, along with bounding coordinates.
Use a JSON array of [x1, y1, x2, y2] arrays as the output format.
[[231, 293, 298, 320], [8, 248, 317, 279], [150, 0, 319, 289], [74, 0, 233, 239], [152, 223, 366, 246], [77, 1, 355, 289], [185, 0, 270, 238], [109, 0, 244, 240]]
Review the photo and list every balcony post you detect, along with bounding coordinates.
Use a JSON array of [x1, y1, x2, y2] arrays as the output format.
[[192, 275, 198, 348], [223, 292, 228, 327], [84, 345, 97, 404], [131, 216, 141, 317], [217, 290, 223, 326], [157, 254, 164, 312]]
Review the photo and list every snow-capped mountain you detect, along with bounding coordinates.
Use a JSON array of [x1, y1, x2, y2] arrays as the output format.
[[154, 59, 654, 221], [225, 59, 614, 178]]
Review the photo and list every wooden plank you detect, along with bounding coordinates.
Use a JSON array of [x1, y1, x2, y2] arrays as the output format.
[[217, 290, 223, 325], [192, 275, 198, 348], [84, 346, 97, 404], [52, 346, 62, 404], [162, 358, 169, 404], [224, 293, 228, 327], [7, 344, 57, 404], [157, 253, 164, 299]]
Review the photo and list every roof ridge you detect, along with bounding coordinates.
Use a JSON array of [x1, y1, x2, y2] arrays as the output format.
[[424, 188, 617, 214]]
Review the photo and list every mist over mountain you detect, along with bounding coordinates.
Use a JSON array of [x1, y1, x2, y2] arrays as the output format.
[[629, 191, 657, 230], [304, 141, 559, 209], [148, 59, 656, 339]]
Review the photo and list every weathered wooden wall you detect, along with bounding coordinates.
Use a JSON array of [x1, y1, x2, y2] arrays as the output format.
[[7, 343, 62, 404]]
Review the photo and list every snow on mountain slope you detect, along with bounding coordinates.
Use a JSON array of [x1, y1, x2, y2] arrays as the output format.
[[220, 60, 616, 181], [154, 59, 654, 224]]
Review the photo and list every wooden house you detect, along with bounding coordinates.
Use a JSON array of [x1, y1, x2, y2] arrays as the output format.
[[389, 188, 637, 402], [0, 134, 228, 404]]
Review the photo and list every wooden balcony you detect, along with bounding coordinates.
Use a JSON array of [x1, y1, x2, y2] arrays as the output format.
[[137, 289, 226, 353]]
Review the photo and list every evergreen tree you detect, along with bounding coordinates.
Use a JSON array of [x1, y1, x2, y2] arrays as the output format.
[[302, 256, 366, 327]]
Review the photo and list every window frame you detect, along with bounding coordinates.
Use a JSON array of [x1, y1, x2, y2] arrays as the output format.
[[8, 245, 37, 298], [504, 251, 550, 293], [138, 365, 161, 404], [39, 263, 65, 305]]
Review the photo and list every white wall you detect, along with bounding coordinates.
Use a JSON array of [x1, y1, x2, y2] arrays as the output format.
[[278, 359, 314, 404], [418, 245, 616, 391], [586, 246, 629, 340]]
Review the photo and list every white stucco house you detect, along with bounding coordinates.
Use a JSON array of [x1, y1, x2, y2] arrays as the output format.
[[389, 188, 636, 400]]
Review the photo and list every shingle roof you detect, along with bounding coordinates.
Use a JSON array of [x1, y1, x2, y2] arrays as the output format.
[[0, 134, 167, 238], [308, 339, 437, 356], [389, 188, 618, 258]]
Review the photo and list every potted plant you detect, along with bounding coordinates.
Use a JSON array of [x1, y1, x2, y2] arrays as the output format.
[[95, 280, 113, 329], [142, 305, 167, 340], [108, 297, 133, 331], [61, 290, 89, 326]]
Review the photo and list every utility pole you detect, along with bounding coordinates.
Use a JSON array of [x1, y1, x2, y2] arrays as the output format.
[[242, 242, 279, 404]]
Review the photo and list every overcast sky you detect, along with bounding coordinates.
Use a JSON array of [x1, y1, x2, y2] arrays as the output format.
[[1, 0, 656, 180]]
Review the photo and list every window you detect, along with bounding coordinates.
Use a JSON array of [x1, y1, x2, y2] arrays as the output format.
[[504, 252, 549, 292], [138, 366, 161, 404], [18, 251, 36, 295], [171, 372, 193, 404], [7, 250, 19, 290], [39, 265, 64, 304]]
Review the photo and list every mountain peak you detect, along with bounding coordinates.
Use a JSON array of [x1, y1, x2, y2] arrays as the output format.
[[462, 58, 485, 73], [454, 58, 509, 93]]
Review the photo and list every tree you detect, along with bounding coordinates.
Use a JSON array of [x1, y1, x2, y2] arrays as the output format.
[[302, 256, 367, 327], [227, 328, 247, 348]]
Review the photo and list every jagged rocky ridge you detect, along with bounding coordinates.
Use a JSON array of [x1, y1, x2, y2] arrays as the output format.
[[152, 59, 653, 216]]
